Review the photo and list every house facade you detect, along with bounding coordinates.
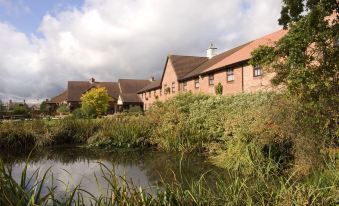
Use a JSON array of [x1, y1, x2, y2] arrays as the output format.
[[138, 29, 288, 110], [49, 78, 152, 113]]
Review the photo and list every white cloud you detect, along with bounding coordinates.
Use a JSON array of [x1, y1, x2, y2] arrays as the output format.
[[0, 0, 282, 101]]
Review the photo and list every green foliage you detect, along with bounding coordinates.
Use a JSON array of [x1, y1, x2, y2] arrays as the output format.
[[278, 0, 337, 28], [39, 101, 48, 114], [215, 82, 223, 95], [0, 92, 336, 177], [128, 105, 143, 114], [80, 87, 111, 117], [56, 104, 70, 115], [250, 0, 338, 141], [88, 115, 151, 148], [72, 108, 85, 118], [0, 157, 337, 205], [12, 105, 31, 117]]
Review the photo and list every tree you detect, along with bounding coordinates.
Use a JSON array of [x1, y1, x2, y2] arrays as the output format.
[[80, 87, 111, 117], [250, 0, 338, 139], [12, 105, 30, 117], [40, 100, 48, 114]]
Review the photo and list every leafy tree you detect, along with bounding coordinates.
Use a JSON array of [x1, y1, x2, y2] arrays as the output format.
[[80, 87, 111, 117], [56, 104, 70, 115], [39, 100, 48, 114], [250, 0, 338, 139], [12, 105, 30, 117], [215, 83, 223, 95]]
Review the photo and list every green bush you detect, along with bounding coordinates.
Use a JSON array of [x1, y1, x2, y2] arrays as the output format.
[[56, 104, 70, 115], [12, 105, 31, 117]]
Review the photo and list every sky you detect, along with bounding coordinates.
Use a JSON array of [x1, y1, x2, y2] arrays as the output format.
[[0, 0, 283, 103]]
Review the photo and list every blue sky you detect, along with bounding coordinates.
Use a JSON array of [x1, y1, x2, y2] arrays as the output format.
[[0, 0, 282, 102], [0, 0, 83, 35]]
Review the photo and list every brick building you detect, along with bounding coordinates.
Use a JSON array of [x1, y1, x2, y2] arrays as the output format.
[[138, 29, 287, 110]]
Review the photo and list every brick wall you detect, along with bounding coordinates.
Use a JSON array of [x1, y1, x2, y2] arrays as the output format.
[[141, 63, 274, 110], [159, 59, 179, 101]]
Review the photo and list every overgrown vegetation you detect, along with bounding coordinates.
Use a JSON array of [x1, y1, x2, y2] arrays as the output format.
[[0, 91, 337, 204], [0, 154, 337, 206], [1, 92, 336, 175]]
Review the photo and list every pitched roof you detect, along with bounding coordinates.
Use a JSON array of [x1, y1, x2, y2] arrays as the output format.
[[118, 79, 151, 93], [168, 55, 208, 79], [201, 29, 288, 74], [49, 90, 68, 104], [181, 42, 252, 80], [137, 80, 161, 93], [179, 29, 288, 80], [67, 81, 119, 102], [119, 93, 143, 104]]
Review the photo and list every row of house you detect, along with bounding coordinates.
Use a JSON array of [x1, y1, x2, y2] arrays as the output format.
[[48, 29, 288, 113], [138, 29, 287, 110]]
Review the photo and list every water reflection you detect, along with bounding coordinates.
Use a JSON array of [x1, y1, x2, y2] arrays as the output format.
[[0, 146, 224, 197]]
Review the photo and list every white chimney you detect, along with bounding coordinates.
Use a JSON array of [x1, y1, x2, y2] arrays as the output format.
[[89, 77, 95, 84], [150, 76, 155, 82], [206, 42, 218, 59]]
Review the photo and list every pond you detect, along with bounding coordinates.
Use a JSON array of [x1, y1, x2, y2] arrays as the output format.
[[0, 146, 224, 199]]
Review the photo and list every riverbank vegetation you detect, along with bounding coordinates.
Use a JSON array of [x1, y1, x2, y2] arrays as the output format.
[[0, 91, 337, 205]]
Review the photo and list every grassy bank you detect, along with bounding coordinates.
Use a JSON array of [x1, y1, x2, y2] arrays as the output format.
[[0, 92, 337, 205], [1, 92, 335, 173]]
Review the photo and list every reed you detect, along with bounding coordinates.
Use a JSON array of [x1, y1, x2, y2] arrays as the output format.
[[0, 156, 337, 206]]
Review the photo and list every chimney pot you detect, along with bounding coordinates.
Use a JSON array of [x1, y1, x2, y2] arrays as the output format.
[[206, 42, 218, 59], [89, 77, 95, 84]]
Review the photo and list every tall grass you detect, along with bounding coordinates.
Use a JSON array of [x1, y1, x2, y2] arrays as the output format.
[[0, 156, 337, 206]]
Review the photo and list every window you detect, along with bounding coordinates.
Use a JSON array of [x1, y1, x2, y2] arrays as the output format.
[[164, 84, 168, 94], [160, 89, 162, 96], [194, 78, 200, 88], [172, 82, 175, 93], [141, 93, 143, 98], [208, 74, 214, 85], [227, 68, 234, 81], [149, 91, 151, 98], [183, 81, 187, 91], [154, 90, 156, 97], [254, 66, 262, 77]]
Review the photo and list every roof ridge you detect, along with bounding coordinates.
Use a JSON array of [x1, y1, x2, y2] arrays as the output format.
[[169, 54, 207, 58]]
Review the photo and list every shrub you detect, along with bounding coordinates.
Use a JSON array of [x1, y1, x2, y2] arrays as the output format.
[[12, 105, 31, 117], [56, 104, 70, 115], [215, 82, 223, 95]]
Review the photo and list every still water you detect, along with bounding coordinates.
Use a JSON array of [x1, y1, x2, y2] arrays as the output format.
[[0, 146, 223, 198]]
